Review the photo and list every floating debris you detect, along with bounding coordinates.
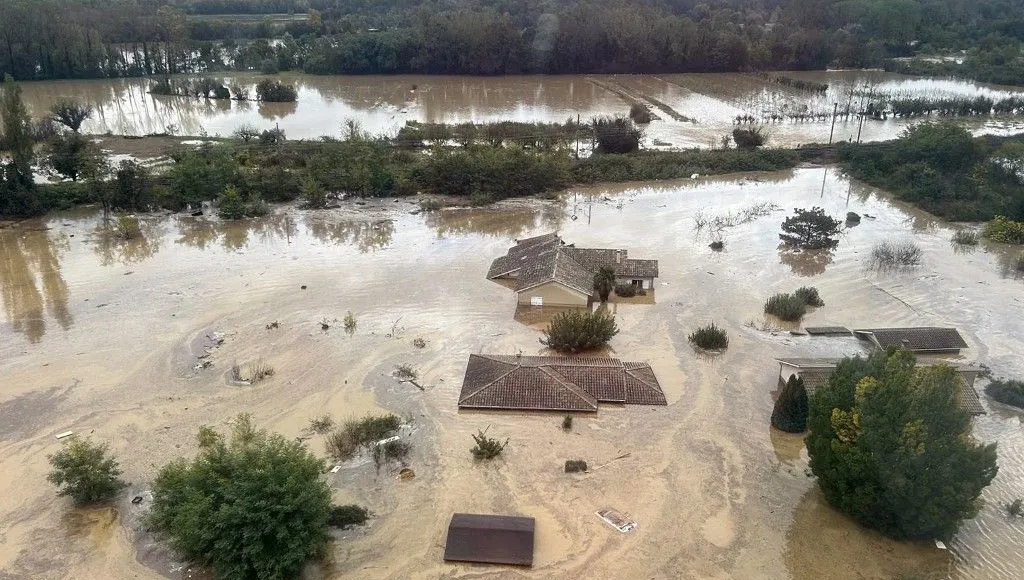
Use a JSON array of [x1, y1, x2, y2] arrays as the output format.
[[596, 508, 637, 533]]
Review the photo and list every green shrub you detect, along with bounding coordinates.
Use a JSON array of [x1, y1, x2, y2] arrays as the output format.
[[794, 286, 824, 307], [732, 126, 767, 149], [779, 207, 842, 249], [764, 293, 807, 321], [592, 116, 643, 153], [150, 415, 331, 580], [562, 415, 573, 430], [688, 323, 729, 350], [594, 267, 616, 302], [984, 379, 1024, 409], [217, 185, 245, 220], [709, 240, 725, 251], [613, 283, 637, 298], [309, 414, 334, 435], [982, 216, 1024, 244], [771, 375, 808, 433], [327, 505, 368, 528], [1008, 499, 1023, 517], [47, 437, 127, 506], [471, 429, 508, 460], [325, 414, 402, 461], [372, 439, 411, 469], [541, 310, 619, 353], [952, 229, 979, 245], [255, 79, 297, 102], [564, 459, 588, 473], [629, 103, 652, 124]]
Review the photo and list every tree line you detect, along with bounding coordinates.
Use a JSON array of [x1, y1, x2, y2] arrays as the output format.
[[1, 0, 1023, 81]]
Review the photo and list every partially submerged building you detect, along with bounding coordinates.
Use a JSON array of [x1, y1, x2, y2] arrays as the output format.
[[458, 354, 667, 412], [775, 357, 985, 415], [443, 513, 535, 566], [853, 327, 968, 355], [486, 233, 659, 307]]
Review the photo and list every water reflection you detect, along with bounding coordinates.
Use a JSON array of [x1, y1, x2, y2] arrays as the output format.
[[303, 215, 393, 252], [92, 219, 163, 265], [257, 100, 298, 120], [424, 201, 564, 239], [0, 228, 73, 343], [174, 214, 301, 252], [778, 245, 834, 277], [996, 248, 1024, 279]]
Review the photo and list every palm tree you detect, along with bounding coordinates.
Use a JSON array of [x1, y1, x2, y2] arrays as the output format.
[[593, 266, 616, 302]]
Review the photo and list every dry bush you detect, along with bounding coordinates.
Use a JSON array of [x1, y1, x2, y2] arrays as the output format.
[[869, 240, 923, 268]]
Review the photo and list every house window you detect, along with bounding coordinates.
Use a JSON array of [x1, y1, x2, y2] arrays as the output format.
[[631, 279, 643, 287]]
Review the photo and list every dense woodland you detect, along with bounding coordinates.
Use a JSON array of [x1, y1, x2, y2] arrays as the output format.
[[1, 0, 1022, 82]]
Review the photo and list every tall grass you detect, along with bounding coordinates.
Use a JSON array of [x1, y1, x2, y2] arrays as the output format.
[[869, 240, 923, 268], [764, 293, 807, 321], [951, 229, 979, 245], [688, 323, 729, 350]]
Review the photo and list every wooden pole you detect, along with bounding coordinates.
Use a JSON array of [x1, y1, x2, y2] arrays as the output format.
[[828, 103, 839, 145]]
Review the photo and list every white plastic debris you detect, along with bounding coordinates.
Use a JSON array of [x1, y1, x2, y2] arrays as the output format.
[[329, 465, 341, 474], [55, 431, 74, 439]]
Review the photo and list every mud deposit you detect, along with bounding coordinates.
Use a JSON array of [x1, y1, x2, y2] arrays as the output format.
[[14, 72, 1024, 148], [2, 169, 1023, 579]]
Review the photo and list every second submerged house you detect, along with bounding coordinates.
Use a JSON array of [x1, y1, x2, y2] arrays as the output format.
[[487, 233, 659, 307]]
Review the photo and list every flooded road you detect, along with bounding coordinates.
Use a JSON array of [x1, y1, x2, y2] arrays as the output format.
[[15, 71, 1024, 148], [1, 168, 1023, 579]]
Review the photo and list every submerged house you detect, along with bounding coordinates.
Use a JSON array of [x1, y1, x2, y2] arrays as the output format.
[[853, 327, 968, 355], [775, 357, 985, 415], [486, 233, 659, 307], [459, 354, 667, 412]]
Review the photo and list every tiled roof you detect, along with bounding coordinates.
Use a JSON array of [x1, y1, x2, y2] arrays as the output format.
[[778, 358, 984, 415], [444, 513, 535, 567], [486, 233, 659, 294], [853, 327, 968, 352], [459, 355, 667, 412]]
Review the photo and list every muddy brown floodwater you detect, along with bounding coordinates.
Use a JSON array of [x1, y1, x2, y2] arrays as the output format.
[[14, 71, 1024, 148], [2, 168, 1023, 580]]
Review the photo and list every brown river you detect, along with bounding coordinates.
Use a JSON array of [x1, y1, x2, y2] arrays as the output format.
[[2, 167, 1023, 579], [15, 71, 1024, 148]]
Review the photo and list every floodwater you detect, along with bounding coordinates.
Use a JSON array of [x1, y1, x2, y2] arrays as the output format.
[[2, 168, 1024, 579], [15, 71, 1024, 148]]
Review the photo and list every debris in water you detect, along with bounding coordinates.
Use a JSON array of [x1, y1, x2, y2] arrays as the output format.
[[55, 431, 74, 440], [596, 508, 637, 533], [690, 173, 699, 179], [329, 465, 341, 474], [398, 468, 415, 481], [320, 319, 330, 331], [301, 285, 307, 290], [132, 495, 144, 504]]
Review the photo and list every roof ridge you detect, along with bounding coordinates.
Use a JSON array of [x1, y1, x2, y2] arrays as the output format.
[[459, 356, 519, 404], [538, 366, 599, 407]]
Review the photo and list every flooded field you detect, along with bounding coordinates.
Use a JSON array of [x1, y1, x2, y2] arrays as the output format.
[[2, 168, 1024, 579], [15, 71, 1024, 148]]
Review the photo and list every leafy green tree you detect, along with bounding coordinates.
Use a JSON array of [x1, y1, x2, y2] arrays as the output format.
[[112, 160, 154, 211], [807, 350, 998, 540], [593, 266, 616, 302], [47, 437, 128, 506], [779, 207, 842, 249], [46, 132, 102, 181], [217, 185, 245, 220], [150, 414, 332, 580], [165, 145, 238, 210], [542, 309, 619, 353], [771, 375, 808, 432]]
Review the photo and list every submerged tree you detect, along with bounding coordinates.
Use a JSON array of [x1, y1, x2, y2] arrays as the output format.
[[50, 99, 93, 132], [1, 75, 35, 215], [593, 266, 616, 302], [779, 207, 842, 249], [771, 375, 808, 432], [807, 350, 998, 540], [150, 414, 331, 580], [47, 437, 127, 506]]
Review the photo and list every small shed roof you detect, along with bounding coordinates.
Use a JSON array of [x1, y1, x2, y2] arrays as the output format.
[[853, 327, 968, 352], [443, 513, 535, 566]]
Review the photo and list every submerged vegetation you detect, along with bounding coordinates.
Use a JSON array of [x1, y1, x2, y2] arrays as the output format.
[[985, 379, 1024, 409], [869, 240, 923, 268], [982, 216, 1024, 244], [325, 414, 403, 462], [807, 351, 998, 540], [541, 310, 619, 354], [471, 429, 509, 460], [764, 293, 807, 322], [47, 437, 127, 506], [771, 375, 808, 433], [839, 123, 1024, 221], [688, 323, 729, 350]]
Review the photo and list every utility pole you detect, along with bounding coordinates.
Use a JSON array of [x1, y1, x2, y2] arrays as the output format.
[[575, 114, 580, 159], [828, 103, 839, 145], [856, 112, 865, 143]]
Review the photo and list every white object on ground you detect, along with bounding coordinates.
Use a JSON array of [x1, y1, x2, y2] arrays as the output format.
[[596, 508, 637, 534], [55, 431, 74, 440], [329, 465, 341, 474]]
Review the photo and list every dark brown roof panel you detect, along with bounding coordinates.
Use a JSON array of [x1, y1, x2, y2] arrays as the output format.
[[444, 513, 535, 566], [855, 327, 967, 352], [549, 365, 626, 402], [623, 362, 668, 405]]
